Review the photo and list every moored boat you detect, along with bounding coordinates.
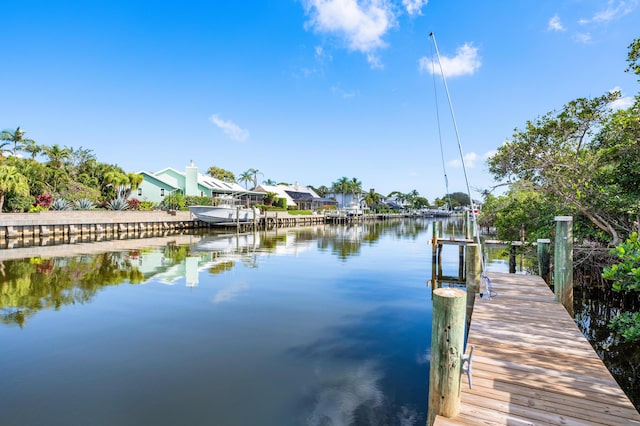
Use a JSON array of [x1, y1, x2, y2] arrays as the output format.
[[189, 195, 259, 225]]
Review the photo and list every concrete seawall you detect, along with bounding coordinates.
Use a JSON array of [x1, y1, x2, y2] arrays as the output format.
[[0, 210, 200, 241]]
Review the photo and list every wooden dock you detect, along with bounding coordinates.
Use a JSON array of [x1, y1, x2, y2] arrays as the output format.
[[434, 272, 640, 426]]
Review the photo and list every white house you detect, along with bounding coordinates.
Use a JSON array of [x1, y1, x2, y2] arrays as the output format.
[[254, 183, 337, 210]]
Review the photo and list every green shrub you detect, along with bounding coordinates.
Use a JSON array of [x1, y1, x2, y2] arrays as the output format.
[[274, 197, 287, 209], [3, 192, 33, 212], [139, 201, 157, 211], [185, 196, 211, 206], [609, 312, 640, 341], [603, 232, 640, 341], [162, 193, 186, 210]]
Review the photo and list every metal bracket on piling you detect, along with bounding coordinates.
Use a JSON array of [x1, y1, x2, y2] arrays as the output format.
[[461, 345, 474, 389]]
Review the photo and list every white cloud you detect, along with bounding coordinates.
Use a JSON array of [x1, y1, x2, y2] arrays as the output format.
[[331, 85, 357, 99], [418, 43, 481, 78], [574, 32, 592, 43], [610, 87, 635, 110], [483, 150, 497, 160], [367, 52, 384, 69], [209, 114, 250, 142], [448, 151, 495, 169], [448, 152, 478, 169], [579, 0, 638, 24], [611, 96, 634, 110], [403, 0, 427, 15], [315, 45, 333, 62], [548, 14, 566, 31], [302, 0, 395, 67]]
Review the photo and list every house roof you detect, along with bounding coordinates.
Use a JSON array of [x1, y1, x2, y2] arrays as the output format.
[[198, 174, 246, 193], [140, 167, 251, 194], [137, 171, 180, 190]]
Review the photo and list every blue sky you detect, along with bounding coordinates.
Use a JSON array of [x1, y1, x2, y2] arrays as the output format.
[[2, 0, 639, 201]]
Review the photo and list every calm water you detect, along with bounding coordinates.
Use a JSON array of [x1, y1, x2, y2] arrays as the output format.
[[4, 218, 637, 424], [2, 219, 458, 426]]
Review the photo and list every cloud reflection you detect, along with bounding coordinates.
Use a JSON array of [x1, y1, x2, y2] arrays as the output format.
[[288, 306, 428, 425]]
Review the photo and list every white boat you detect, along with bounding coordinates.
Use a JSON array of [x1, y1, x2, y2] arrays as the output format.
[[343, 201, 365, 216], [189, 195, 260, 225]]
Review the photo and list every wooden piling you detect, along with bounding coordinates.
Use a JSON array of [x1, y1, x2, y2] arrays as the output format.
[[464, 211, 470, 240], [465, 243, 481, 326], [537, 238, 551, 285], [554, 216, 573, 314], [427, 288, 466, 426], [465, 244, 481, 292], [509, 244, 516, 273]]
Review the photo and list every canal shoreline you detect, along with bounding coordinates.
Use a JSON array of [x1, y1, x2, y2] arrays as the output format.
[[0, 210, 406, 245]]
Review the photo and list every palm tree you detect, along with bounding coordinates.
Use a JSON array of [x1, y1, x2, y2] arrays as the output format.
[[238, 170, 253, 189], [0, 141, 10, 157], [332, 177, 350, 208], [0, 165, 30, 212], [103, 171, 129, 187], [22, 139, 41, 159], [348, 177, 363, 204], [207, 165, 236, 182], [42, 144, 71, 168], [407, 189, 419, 208], [262, 178, 277, 186], [314, 185, 330, 197], [0, 127, 35, 157], [363, 190, 381, 210], [249, 168, 263, 189], [127, 173, 144, 190]]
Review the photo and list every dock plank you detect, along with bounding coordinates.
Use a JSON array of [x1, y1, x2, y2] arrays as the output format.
[[434, 272, 640, 425]]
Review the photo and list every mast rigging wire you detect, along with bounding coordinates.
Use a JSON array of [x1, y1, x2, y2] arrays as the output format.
[[429, 32, 491, 289], [430, 40, 454, 213]]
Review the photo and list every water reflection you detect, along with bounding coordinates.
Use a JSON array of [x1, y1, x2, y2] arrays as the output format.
[[0, 219, 433, 425], [288, 305, 429, 425], [575, 286, 640, 410], [0, 219, 427, 327]]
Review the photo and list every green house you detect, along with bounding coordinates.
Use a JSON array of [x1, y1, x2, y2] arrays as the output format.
[[132, 162, 249, 204]]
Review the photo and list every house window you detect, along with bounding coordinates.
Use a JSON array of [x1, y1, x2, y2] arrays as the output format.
[[161, 188, 165, 197], [138, 188, 142, 196]]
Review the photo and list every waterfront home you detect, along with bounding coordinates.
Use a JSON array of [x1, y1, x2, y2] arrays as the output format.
[[254, 183, 337, 211], [132, 162, 261, 204]]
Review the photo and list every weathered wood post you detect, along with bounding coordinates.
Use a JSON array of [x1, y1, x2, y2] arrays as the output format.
[[469, 212, 477, 238], [537, 238, 551, 285], [432, 222, 439, 288], [458, 245, 464, 281], [509, 244, 517, 273], [427, 288, 466, 426], [554, 216, 573, 314], [464, 210, 471, 240], [465, 243, 481, 325]]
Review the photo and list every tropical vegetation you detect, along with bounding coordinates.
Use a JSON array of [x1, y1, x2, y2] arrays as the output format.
[[0, 134, 144, 213], [482, 37, 640, 340]]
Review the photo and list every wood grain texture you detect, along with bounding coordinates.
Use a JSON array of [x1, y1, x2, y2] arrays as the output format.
[[434, 272, 640, 426]]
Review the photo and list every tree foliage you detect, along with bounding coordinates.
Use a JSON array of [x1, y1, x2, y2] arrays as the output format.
[[207, 165, 236, 182], [0, 165, 30, 212], [626, 38, 640, 79], [603, 232, 640, 341], [487, 91, 634, 244]]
